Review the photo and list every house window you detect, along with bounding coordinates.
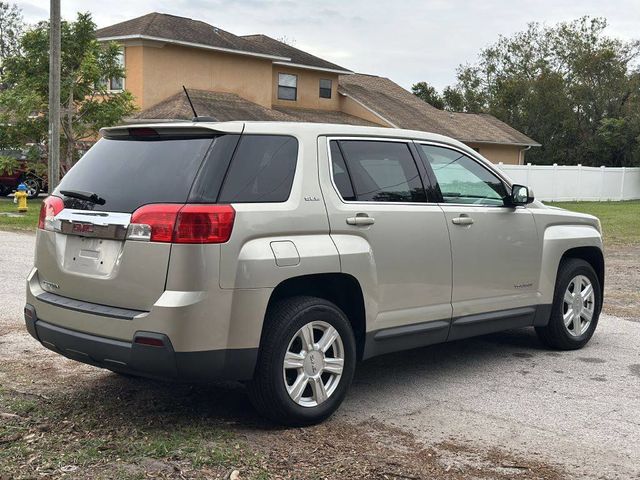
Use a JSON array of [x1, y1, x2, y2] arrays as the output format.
[[278, 73, 297, 101], [108, 50, 125, 92], [319, 79, 332, 99]]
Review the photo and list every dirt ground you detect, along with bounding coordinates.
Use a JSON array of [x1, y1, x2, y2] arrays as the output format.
[[1, 232, 638, 479], [602, 245, 640, 319]]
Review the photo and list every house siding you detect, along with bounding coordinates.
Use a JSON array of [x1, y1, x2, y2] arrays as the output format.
[[271, 66, 340, 111], [466, 143, 524, 165], [121, 41, 274, 109]]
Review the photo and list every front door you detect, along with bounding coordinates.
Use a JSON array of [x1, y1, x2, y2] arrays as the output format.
[[319, 137, 453, 357], [416, 143, 541, 340]]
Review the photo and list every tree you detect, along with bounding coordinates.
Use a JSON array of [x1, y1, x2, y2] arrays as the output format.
[[0, 1, 23, 86], [0, 12, 136, 173], [412, 17, 640, 166], [412, 81, 445, 109]]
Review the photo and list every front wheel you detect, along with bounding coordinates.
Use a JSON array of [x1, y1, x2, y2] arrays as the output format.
[[247, 296, 356, 426], [536, 258, 602, 350]]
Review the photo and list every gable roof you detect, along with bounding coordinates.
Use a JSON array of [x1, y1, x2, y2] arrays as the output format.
[[241, 34, 351, 74], [339, 74, 540, 147], [95, 13, 288, 61]]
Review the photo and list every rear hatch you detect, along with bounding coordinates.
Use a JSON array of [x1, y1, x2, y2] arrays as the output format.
[[35, 125, 241, 311]]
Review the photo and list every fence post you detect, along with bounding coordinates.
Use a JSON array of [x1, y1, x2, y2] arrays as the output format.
[[552, 164, 558, 201], [576, 164, 582, 202], [599, 166, 606, 201], [526, 163, 531, 187]]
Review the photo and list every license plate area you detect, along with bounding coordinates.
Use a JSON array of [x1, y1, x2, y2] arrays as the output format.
[[61, 235, 122, 277]]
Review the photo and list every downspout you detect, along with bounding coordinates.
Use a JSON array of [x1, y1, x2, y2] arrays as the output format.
[[518, 145, 531, 165]]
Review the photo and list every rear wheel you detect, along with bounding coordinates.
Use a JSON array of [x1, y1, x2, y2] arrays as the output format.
[[536, 258, 601, 350], [247, 296, 356, 426]]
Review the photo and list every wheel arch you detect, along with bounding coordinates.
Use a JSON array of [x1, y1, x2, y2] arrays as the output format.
[[560, 246, 605, 297], [262, 273, 367, 360]]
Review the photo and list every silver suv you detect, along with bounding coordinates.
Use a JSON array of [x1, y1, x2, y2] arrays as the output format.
[[25, 122, 604, 426]]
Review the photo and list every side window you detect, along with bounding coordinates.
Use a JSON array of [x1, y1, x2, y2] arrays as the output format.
[[218, 135, 298, 203], [334, 140, 426, 202], [329, 141, 355, 200], [278, 73, 297, 101], [419, 144, 507, 206], [319, 79, 332, 99]]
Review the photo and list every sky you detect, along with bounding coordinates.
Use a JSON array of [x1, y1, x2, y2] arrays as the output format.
[[16, 0, 640, 91]]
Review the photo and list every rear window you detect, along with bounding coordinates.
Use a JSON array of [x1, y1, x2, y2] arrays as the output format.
[[55, 137, 217, 213], [55, 133, 299, 212]]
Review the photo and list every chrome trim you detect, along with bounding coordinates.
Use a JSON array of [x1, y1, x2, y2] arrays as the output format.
[[54, 209, 132, 240]]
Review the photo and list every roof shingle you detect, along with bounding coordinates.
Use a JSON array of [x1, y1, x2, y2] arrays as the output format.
[[132, 89, 295, 122], [339, 74, 540, 146], [241, 34, 351, 73], [95, 13, 284, 59]]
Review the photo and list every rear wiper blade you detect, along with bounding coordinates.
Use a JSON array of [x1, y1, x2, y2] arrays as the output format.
[[60, 189, 106, 205]]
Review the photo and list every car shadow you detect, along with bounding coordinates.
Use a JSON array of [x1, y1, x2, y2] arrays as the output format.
[[42, 327, 551, 432]]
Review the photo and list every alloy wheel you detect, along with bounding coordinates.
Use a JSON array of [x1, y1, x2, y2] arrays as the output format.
[[562, 275, 595, 337], [282, 320, 345, 408]]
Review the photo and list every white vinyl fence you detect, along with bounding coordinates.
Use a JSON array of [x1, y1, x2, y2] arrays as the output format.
[[496, 163, 640, 202]]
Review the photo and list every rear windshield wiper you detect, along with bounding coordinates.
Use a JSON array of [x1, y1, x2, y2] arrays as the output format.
[[60, 189, 106, 205]]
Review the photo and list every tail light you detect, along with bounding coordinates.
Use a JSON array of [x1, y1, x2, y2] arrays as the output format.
[[38, 196, 65, 230], [128, 204, 235, 244]]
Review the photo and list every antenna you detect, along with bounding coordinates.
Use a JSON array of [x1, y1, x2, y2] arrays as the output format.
[[182, 85, 198, 118]]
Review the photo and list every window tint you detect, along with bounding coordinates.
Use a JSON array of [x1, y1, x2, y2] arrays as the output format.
[[319, 79, 332, 99], [336, 140, 426, 202], [218, 135, 298, 203], [329, 141, 355, 200], [419, 145, 507, 205], [278, 73, 297, 101], [55, 137, 216, 213]]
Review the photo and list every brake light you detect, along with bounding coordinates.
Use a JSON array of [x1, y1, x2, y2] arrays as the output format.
[[128, 127, 158, 137], [129, 204, 182, 242], [38, 196, 64, 230], [128, 204, 235, 244], [174, 204, 235, 244]]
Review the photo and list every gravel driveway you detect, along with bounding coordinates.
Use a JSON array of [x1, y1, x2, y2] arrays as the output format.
[[1, 230, 638, 479]]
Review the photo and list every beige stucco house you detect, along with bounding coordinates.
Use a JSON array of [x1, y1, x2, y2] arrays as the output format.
[[96, 12, 539, 164]]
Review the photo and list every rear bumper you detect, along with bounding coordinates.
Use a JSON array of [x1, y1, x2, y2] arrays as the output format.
[[24, 304, 258, 381]]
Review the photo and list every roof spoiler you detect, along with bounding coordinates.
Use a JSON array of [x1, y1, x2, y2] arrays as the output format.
[[100, 125, 228, 139]]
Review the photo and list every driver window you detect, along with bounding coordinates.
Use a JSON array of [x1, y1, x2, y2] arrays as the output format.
[[419, 145, 507, 206]]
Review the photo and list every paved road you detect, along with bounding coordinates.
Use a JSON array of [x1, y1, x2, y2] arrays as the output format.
[[2, 230, 639, 479]]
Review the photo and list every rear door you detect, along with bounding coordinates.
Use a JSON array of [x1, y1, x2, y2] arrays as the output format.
[[36, 131, 239, 311], [415, 143, 541, 339], [320, 137, 452, 355]]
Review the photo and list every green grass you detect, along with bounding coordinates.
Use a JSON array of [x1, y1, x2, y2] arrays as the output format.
[[546, 200, 640, 246], [0, 197, 40, 231], [0, 385, 268, 479]]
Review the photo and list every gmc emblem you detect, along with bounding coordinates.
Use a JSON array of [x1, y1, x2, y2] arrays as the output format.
[[72, 223, 94, 234]]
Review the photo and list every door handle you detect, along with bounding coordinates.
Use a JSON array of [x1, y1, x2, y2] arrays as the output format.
[[452, 215, 474, 226], [346, 213, 375, 226]]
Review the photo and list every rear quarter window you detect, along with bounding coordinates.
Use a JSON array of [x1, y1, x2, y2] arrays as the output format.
[[218, 135, 298, 203]]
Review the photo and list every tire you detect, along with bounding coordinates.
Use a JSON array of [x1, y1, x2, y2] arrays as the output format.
[[247, 296, 356, 427], [536, 258, 602, 350], [22, 177, 41, 199]]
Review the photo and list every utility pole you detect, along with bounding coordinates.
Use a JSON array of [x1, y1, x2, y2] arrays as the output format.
[[47, 0, 61, 191]]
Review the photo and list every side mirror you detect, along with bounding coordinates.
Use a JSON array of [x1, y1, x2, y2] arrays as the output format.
[[510, 184, 534, 206]]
